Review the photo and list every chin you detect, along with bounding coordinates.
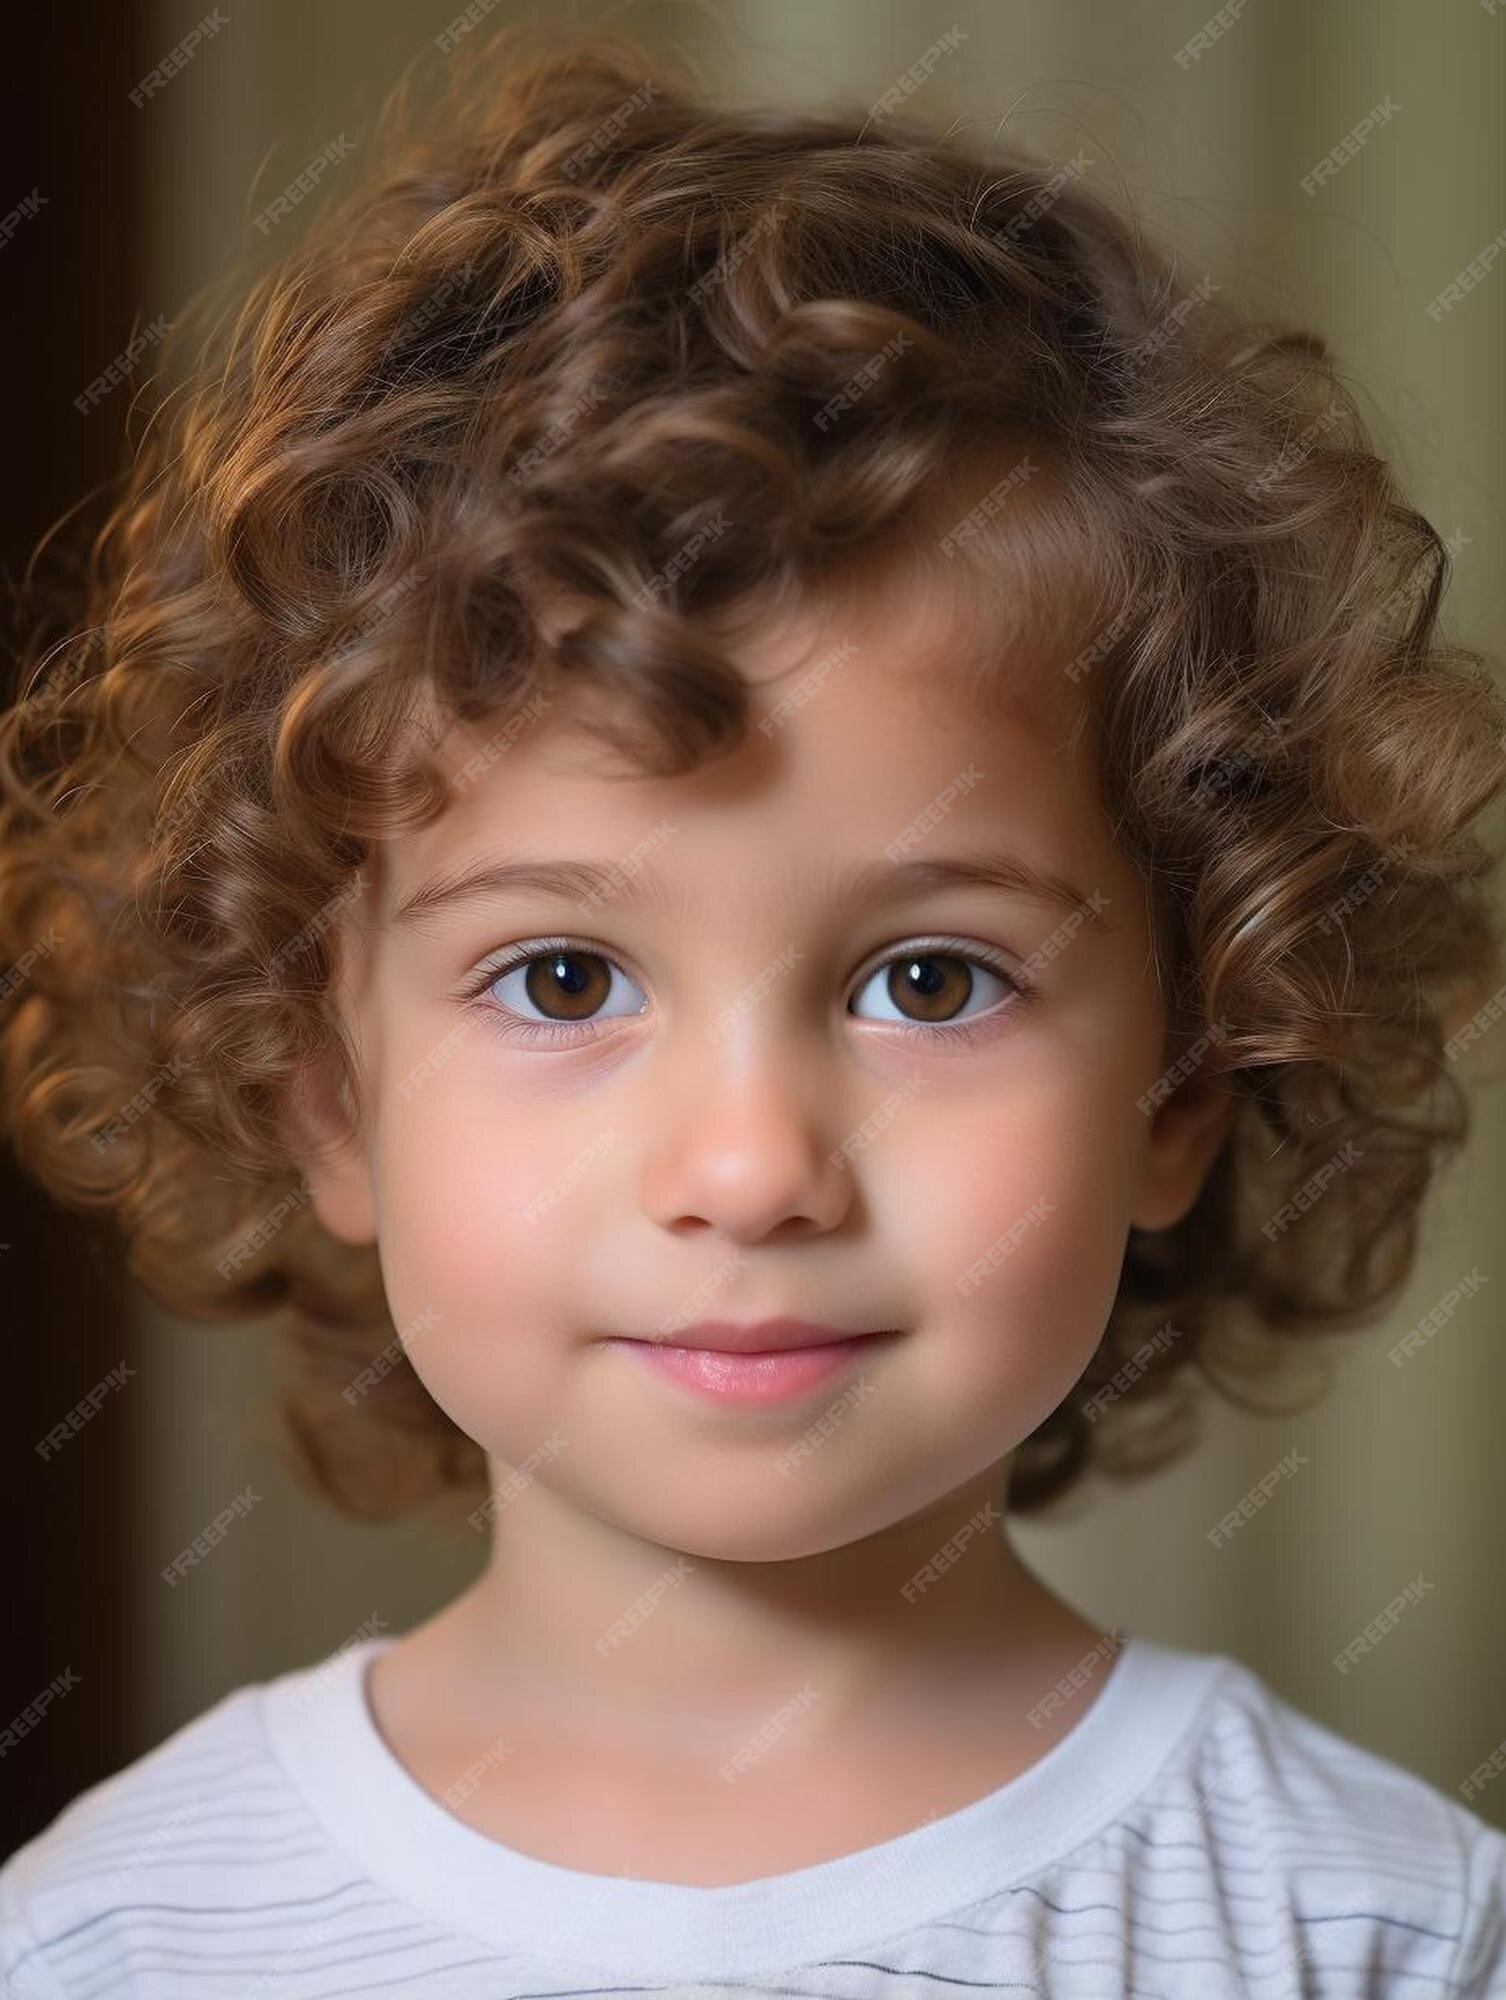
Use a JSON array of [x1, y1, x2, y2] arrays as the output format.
[[595, 1481, 928, 1566]]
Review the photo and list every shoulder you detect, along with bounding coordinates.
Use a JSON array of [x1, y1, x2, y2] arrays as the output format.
[[0, 1656, 348, 1995], [1108, 1644, 1506, 1993]]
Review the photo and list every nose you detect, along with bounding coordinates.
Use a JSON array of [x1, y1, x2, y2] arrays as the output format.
[[638, 1038, 856, 1244]]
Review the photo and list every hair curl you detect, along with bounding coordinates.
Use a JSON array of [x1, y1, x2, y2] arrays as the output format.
[[3, 25, 1503, 1529]]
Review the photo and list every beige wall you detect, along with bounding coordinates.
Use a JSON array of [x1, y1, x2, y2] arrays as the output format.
[[133, 0, 1506, 1825]]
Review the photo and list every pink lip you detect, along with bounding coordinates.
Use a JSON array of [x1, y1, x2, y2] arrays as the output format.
[[606, 1329, 895, 1407], [623, 1317, 890, 1355]]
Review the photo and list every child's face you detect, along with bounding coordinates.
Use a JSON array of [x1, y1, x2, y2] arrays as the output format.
[[303, 562, 1230, 1562]]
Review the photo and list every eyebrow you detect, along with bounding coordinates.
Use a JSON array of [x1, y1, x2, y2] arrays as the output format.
[[389, 845, 1112, 935]]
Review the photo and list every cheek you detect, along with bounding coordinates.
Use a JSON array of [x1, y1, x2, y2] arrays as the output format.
[[363, 1065, 604, 1438], [371, 1042, 617, 1267], [896, 1067, 1143, 1399]]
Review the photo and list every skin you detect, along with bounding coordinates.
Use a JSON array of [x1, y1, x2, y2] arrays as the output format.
[[288, 536, 1235, 1886]]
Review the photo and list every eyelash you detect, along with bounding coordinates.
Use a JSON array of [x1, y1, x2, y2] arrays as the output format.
[[458, 934, 1033, 1048]]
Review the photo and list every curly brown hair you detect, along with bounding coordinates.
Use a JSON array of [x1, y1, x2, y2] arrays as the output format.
[[2, 24, 1503, 1530]]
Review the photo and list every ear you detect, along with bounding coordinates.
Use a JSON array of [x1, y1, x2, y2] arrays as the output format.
[[281, 1048, 377, 1246], [1130, 1028, 1239, 1235]]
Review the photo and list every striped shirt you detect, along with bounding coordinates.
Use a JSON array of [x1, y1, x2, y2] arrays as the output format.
[[3, 1631, 1504, 1996]]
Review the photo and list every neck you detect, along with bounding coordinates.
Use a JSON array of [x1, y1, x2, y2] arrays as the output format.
[[438, 1455, 1101, 1763]]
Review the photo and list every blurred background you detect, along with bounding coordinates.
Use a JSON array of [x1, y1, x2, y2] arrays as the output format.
[[4, 0, 1504, 1859]]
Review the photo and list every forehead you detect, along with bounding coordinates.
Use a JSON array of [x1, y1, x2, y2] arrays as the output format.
[[373, 457, 1120, 915], [702, 451, 1106, 751]]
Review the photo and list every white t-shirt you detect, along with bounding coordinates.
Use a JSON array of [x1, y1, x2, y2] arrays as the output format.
[[3, 1629, 1504, 1997]]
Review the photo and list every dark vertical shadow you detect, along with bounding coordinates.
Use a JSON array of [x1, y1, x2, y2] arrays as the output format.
[[0, 4, 151, 1860]]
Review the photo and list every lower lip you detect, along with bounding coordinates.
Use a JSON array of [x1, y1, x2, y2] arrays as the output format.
[[606, 1332, 894, 1406]]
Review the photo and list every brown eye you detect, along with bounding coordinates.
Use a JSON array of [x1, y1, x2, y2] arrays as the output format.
[[524, 951, 609, 1020], [889, 953, 971, 1022], [851, 949, 1017, 1028], [488, 948, 646, 1025]]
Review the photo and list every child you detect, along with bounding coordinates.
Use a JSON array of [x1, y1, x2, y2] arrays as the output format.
[[3, 24, 1504, 1997]]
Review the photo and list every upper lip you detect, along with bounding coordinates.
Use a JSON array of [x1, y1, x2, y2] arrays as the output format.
[[620, 1318, 891, 1354]]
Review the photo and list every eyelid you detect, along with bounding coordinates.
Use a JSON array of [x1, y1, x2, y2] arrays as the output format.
[[850, 933, 1029, 996], [462, 933, 1030, 998], [460, 934, 643, 999], [459, 933, 1034, 1055]]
